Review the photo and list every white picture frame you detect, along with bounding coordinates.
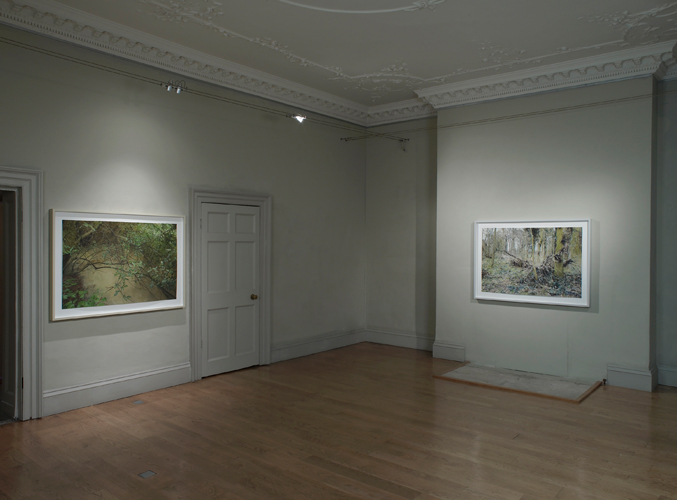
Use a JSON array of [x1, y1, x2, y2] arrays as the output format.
[[51, 210, 184, 321], [474, 220, 590, 307]]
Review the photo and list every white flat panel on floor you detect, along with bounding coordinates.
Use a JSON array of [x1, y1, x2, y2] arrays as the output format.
[[438, 364, 599, 402]]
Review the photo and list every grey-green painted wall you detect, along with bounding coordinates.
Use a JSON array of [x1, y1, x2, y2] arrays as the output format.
[[1, 25, 367, 391], [365, 119, 437, 346], [435, 78, 656, 384], [657, 79, 677, 386]]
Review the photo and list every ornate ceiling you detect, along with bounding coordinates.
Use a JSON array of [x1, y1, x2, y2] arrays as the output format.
[[2, 0, 676, 125]]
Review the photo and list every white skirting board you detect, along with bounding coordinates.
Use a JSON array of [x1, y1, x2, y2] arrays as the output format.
[[42, 363, 191, 416], [606, 364, 658, 392], [432, 340, 466, 362], [365, 329, 435, 351], [271, 329, 366, 363], [658, 365, 677, 387], [271, 328, 435, 363], [42, 329, 435, 416]]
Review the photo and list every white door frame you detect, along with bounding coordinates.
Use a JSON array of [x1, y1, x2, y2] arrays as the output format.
[[0, 166, 43, 420], [190, 188, 271, 380]]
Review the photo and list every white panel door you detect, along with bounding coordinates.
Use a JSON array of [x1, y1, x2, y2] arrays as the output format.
[[201, 203, 260, 377]]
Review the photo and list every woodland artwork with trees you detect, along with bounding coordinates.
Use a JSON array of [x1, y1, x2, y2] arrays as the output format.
[[474, 221, 590, 307], [52, 212, 184, 320]]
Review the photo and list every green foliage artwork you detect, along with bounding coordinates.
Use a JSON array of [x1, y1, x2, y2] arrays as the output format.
[[475, 221, 590, 307], [61, 220, 178, 309]]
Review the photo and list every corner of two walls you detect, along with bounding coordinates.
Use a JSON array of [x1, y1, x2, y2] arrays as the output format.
[[364, 118, 438, 351], [434, 76, 666, 391], [656, 79, 677, 388], [279, 116, 441, 358]]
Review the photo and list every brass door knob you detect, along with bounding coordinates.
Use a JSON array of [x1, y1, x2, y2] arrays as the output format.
[[251, 294, 258, 300]]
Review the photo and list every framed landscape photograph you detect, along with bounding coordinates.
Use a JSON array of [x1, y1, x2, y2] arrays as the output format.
[[51, 211, 184, 321], [474, 220, 590, 307]]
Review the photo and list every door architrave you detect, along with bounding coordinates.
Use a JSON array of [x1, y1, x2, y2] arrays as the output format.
[[190, 188, 271, 381], [0, 166, 43, 420]]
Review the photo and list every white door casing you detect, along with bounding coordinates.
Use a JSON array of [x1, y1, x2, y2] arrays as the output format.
[[0, 166, 42, 421], [190, 189, 271, 381], [201, 203, 260, 376]]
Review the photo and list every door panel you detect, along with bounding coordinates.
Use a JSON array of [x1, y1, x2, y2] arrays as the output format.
[[235, 242, 255, 289], [201, 203, 260, 377], [235, 213, 256, 234], [207, 241, 230, 292], [235, 305, 256, 354], [207, 308, 230, 361]]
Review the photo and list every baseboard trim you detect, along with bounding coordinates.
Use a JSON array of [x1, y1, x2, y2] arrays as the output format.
[[432, 341, 466, 362], [606, 364, 658, 392], [364, 328, 435, 351], [271, 329, 366, 363], [658, 365, 677, 388], [42, 363, 191, 416]]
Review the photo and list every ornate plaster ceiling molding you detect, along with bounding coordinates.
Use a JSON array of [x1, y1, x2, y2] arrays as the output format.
[[665, 62, 677, 81], [0, 0, 374, 124], [277, 0, 446, 14], [659, 51, 677, 81], [416, 42, 677, 110], [137, 0, 349, 80], [365, 99, 436, 126]]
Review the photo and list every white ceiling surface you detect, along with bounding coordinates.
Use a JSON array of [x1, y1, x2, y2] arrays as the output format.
[[2, 0, 677, 125]]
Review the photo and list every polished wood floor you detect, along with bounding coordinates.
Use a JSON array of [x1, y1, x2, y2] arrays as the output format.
[[1, 343, 676, 500]]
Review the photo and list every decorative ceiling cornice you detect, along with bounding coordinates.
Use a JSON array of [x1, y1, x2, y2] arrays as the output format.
[[364, 99, 436, 127], [132, 0, 677, 103], [0, 0, 437, 126], [1, 0, 676, 127], [0, 0, 373, 124], [416, 42, 677, 110], [664, 59, 677, 81]]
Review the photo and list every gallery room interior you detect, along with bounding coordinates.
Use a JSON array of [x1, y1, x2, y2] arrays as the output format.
[[1, 0, 677, 498]]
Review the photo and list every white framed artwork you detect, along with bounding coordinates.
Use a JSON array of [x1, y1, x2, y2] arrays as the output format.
[[51, 210, 184, 321], [474, 220, 590, 307]]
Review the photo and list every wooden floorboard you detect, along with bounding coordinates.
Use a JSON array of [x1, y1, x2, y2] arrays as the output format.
[[1, 343, 676, 499]]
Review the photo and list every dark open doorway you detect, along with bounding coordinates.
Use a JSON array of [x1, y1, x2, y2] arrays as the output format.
[[0, 190, 18, 422]]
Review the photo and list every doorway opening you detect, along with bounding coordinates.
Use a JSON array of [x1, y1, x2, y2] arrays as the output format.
[[190, 189, 272, 381], [0, 190, 18, 423], [0, 167, 42, 421]]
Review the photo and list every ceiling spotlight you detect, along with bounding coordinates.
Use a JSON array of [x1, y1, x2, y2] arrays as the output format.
[[291, 114, 306, 123], [162, 80, 187, 94]]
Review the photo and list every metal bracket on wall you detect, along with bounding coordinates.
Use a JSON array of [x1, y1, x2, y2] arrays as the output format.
[[340, 134, 410, 148]]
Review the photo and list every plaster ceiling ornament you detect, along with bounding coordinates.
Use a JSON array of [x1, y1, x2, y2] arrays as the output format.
[[134, 0, 677, 103], [276, 0, 446, 14], [1, 0, 677, 126], [476, 40, 530, 67], [582, 3, 677, 45], [138, 0, 348, 76], [0, 0, 374, 123], [331, 60, 443, 102]]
